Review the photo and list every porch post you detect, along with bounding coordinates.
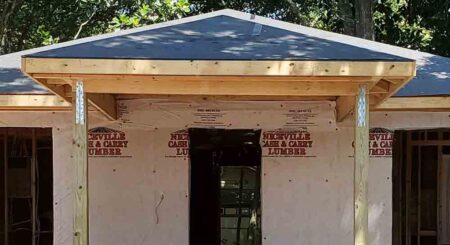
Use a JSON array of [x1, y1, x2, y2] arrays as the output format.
[[354, 84, 369, 245], [73, 80, 89, 245]]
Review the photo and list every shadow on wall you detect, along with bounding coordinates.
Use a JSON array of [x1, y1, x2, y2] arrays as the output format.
[[368, 202, 387, 245]]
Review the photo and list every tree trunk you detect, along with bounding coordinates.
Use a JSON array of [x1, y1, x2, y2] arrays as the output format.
[[0, 0, 24, 54], [354, 0, 374, 40], [338, 0, 355, 35]]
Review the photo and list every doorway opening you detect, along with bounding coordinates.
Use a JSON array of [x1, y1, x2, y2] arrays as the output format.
[[0, 128, 53, 245], [189, 128, 262, 245], [393, 129, 450, 245]]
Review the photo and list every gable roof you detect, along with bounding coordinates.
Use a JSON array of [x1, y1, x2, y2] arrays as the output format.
[[1, 9, 449, 96]]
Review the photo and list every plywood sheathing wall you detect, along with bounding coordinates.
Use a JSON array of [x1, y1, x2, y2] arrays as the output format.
[[0, 101, 448, 245]]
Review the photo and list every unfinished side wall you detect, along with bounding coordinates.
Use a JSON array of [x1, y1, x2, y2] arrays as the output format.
[[1, 104, 449, 245], [0, 111, 105, 245], [263, 111, 450, 245]]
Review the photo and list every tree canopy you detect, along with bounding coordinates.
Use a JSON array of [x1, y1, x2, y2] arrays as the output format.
[[0, 0, 449, 57]]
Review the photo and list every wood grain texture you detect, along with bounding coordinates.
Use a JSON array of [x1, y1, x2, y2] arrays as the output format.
[[0, 95, 70, 109], [73, 81, 89, 245], [376, 96, 450, 111], [23, 58, 416, 77], [82, 79, 363, 96], [354, 85, 369, 245]]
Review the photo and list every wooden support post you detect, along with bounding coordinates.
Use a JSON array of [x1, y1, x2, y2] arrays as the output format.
[[31, 129, 36, 245], [354, 84, 369, 245], [73, 80, 89, 245], [3, 129, 8, 245]]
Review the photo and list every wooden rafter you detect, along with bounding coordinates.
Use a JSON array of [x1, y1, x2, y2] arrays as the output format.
[[335, 75, 417, 122], [63, 79, 117, 121], [22, 58, 415, 122], [335, 96, 355, 122], [370, 76, 415, 108], [87, 94, 117, 120]]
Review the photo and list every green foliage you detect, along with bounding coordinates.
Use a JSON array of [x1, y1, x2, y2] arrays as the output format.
[[108, 0, 190, 31], [189, 0, 343, 31], [1, 0, 449, 57], [374, 0, 434, 51], [36, 25, 60, 46], [0, 0, 191, 54]]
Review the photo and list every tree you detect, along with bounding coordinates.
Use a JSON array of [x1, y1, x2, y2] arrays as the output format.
[[338, 0, 355, 35], [1, 0, 449, 57], [0, 0, 190, 55], [374, 0, 434, 52], [108, 0, 190, 31], [0, 0, 25, 53], [354, 0, 374, 40]]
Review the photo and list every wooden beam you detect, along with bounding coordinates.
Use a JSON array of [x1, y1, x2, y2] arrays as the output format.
[[35, 74, 382, 83], [3, 129, 8, 244], [64, 79, 117, 120], [376, 96, 450, 111], [81, 79, 364, 96], [0, 95, 70, 110], [72, 80, 89, 245], [20, 59, 71, 102], [23, 58, 416, 77], [374, 79, 390, 92], [87, 94, 117, 120], [336, 96, 355, 122], [116, 94, 337, 101], [354, 84, 369, 245], [370, 76, 415, 108]]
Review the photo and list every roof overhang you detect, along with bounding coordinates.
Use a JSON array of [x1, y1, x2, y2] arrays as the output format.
[[21, 57, 416, 121]]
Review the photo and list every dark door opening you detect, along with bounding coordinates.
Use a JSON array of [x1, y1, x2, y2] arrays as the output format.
[[189, 128, 262, 245], [0, 128, 53, 245], [393, 129, 450, 245]]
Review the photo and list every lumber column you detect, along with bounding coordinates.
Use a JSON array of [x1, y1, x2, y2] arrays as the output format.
[[354, 84, 369, 245], [73, 80, 89, 245]]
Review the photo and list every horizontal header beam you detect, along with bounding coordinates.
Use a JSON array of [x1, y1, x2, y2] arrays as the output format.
[[0, 95, 70, 110], [23, 58, 416, 77], [71, 78, 367, 96], [376, 96, 450, 111]]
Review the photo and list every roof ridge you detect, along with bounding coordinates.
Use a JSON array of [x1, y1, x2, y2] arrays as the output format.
[[219, 9, 449, 61]]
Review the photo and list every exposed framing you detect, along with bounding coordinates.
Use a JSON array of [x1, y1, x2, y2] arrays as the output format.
[[22, 58, 415, 77], [15, 10, 419, 245], [393, 129, 450, 245], [376, 96, 450, 111], [0, 95, 70, 111], [22, 59, 415, 122], [1, 128, 53, 245], [73, 81, 89, 245]]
